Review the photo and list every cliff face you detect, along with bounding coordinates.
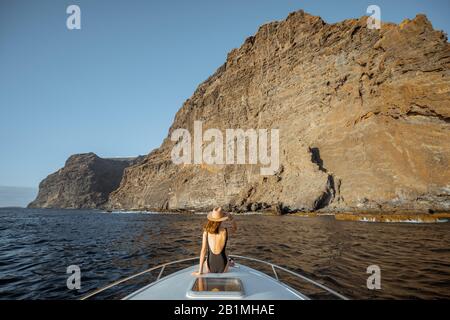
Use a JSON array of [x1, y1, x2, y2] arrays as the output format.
[[28, 153, 143, 209], [108, 10, 450, 213]]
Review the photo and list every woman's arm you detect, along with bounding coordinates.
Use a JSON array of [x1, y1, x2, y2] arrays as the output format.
[[195, 231, 208, 275]]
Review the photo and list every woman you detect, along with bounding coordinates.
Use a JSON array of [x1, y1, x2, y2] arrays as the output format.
[[192, 207, 237, 276]]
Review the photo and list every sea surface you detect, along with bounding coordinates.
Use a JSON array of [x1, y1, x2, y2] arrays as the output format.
[[0, 208, 449, 299]]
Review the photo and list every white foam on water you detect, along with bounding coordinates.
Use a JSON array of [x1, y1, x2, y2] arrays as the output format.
[[358, 217, 448, 224], [103, 210, 160, 215]]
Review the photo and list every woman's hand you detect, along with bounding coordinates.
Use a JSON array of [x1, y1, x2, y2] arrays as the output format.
[[192, 271, 202, 276]]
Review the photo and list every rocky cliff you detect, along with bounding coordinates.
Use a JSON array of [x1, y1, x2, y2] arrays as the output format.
[[28, 153, 143, 209], [114, 11, 447, 213]]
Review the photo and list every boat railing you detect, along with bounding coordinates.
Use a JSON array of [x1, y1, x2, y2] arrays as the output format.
[[229, 255, 349, 300], [80, 255, 348, 300], [80, 256, 198, 300]]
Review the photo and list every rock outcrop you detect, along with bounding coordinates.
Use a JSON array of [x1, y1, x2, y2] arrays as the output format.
[[28, 153, 144, 209], [106, 11, 448, 213]]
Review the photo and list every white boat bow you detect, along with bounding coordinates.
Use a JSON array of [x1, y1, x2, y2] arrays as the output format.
[[81, 255, 348, 300]]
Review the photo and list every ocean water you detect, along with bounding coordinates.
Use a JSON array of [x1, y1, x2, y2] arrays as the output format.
[[0, 208, 449, 299]]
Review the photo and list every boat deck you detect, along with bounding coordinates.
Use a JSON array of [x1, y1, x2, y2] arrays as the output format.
[[124, 263, 308, 300]]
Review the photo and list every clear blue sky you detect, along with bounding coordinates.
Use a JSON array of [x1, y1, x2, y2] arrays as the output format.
[[1, 0, 449, 188]]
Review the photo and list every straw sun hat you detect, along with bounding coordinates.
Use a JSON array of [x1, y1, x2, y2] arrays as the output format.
[[207, 207, 229, 222]]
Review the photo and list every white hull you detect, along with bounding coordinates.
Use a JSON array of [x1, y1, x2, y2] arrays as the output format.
[[124, 263, 308, 300], [81, 255, 348, 300]]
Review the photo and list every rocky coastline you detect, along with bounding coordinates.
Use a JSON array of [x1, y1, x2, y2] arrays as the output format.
[[29, 10, 450, 219]]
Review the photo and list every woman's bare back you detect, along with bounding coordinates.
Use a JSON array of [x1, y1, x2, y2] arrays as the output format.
[[207, 227, 227, 254]]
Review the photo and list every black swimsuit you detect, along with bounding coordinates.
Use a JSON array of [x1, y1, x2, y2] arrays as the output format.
[[206, 228, 228, 273]]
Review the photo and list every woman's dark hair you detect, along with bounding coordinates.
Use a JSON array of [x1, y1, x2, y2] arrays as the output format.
[[204, 220, 221, 234]]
